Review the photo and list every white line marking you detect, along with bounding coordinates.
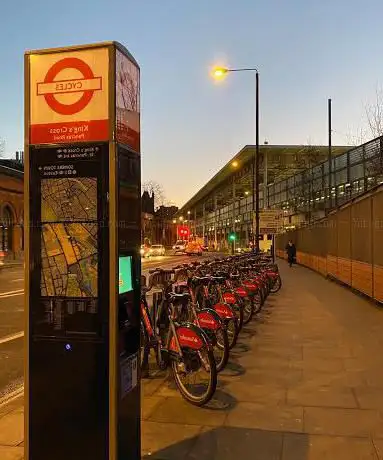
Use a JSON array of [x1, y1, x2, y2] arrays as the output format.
[[0, 293, 24, 299], [0, 331, 24, 345], [0, 289, 24, 298], [0, 385, 24, 409]]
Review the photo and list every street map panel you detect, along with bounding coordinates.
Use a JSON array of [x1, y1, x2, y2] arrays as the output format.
[[41, 178, 97, 222], [41, 223, 98, 297]]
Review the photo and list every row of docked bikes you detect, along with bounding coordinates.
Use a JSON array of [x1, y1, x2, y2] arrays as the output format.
[[140, 253, 282, 406]]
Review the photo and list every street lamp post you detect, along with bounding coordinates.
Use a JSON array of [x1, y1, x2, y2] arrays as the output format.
[[212, 66, 260, 252]]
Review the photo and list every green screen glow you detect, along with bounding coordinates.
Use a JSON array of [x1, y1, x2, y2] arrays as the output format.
[[119, 256, 133, 294]]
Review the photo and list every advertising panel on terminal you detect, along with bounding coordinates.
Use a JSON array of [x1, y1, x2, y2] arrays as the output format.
[[29, 46, 109, 144], [116, 49, 140, 152]]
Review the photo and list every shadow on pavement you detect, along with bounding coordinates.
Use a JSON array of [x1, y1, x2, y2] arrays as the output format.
[[219, 358, 246, 378], [205, 388, 237, 411], [142, 425, 309, 460]]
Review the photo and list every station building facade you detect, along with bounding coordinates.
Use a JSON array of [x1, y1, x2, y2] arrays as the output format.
[[178, 144, 349, 250]]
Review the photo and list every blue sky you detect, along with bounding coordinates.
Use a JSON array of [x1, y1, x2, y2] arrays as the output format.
[[1, 0, 383, 206]]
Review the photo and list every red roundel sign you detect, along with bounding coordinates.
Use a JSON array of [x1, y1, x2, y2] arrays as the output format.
[[37, 57, 102, 116]]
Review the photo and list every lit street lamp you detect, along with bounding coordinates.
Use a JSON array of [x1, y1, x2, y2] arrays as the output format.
[[212, 65, 260, 252]]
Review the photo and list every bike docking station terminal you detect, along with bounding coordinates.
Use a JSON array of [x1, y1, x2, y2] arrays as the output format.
[[24, 42, 141, 460]]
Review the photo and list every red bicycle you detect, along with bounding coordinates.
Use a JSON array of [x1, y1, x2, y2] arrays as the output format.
[[140, 269, 217, 406]]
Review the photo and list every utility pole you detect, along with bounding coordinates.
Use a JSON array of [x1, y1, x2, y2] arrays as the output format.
[[254, 71, 260, 252], [328, 98, 332, 209]]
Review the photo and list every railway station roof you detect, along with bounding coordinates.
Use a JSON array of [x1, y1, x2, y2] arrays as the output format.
[[179, 144, 350, 213]]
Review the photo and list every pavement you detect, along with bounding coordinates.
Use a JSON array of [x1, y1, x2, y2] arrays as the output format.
[[2, 261, 383, 459]]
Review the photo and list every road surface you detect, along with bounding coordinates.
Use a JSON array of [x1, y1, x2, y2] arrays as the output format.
[[0, 252, 219, 401]]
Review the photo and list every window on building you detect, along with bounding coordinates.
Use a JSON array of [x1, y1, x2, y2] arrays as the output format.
[[0, 205, 14, 253]]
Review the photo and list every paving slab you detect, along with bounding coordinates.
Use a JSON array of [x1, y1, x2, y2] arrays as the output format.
[[225, 401, 304, 432], [148, 396, 229, 427], [0, 446, 24, 460], [287, 384, 358, 408], [282, 433, 378, 460], [373, 439, 383, 459], [355, 387, 383, 410], [303, 406, 382, 437], [141, 421, 202, 460], [0, 409, 24, 447], [185, 426, 284, 460]]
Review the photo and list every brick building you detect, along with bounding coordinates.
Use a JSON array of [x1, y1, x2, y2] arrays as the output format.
[[0, 155, 24, 259], [141, 190, 155, 244]]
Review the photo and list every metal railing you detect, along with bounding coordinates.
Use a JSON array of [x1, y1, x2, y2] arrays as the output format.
[[267, 136, 383, 221]]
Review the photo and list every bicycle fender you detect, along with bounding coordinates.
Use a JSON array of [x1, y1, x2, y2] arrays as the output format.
[[195, 308, 222, 331], [242, 281, 258, 291], [213, 302, 235, 319], [170, 323, 209, 351], [222, 292, 236, 304], [235, 287, 248, 297]]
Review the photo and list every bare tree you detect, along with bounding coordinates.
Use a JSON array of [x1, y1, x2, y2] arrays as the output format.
[[345, 127, 368, 146], [0, 138, 5, 157], [303, 145, 323, 169], [269, 140, 323, 183], [347, 86, 383, 145], [294, 139, 324, 170], [366, 86, 383, 139], [142, 180, 168, 210]]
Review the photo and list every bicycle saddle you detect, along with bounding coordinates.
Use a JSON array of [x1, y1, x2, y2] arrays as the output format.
[[168, 292, 190, 305]]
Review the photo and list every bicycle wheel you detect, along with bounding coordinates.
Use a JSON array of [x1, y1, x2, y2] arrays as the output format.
[[270, 275, 282, 293], [232, 302, 244, 332], [225, 317, 239, 349], [212, 325, 229, 372], [172, 344, 217, 406], [140, 323, 149, 372], [242, 297, 254, 325], [197, 308, 229, 373], [253, 291, 262, 313]]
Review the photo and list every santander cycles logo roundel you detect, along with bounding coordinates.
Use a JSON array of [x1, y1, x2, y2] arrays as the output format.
[[37, 57, 102, 116]]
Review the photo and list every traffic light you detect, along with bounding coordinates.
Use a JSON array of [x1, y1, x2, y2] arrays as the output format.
[[229, 232, 236, 242], [177, 225, 190, 240]]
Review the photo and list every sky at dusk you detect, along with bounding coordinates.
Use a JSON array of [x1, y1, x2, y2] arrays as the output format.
[[1, 0, 383, 206]]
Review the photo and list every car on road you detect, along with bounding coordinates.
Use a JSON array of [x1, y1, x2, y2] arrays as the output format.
[[140, 245, 151, 258], [150, 244, 166, 256], [185, 241, 203, 256], [172, 240, 188, 254]]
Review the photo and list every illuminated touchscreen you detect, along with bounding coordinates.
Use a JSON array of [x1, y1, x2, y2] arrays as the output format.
[[119, 256, 133, 294]]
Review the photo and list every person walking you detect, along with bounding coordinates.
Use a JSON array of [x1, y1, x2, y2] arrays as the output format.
[[285, 240, 296, 267]]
